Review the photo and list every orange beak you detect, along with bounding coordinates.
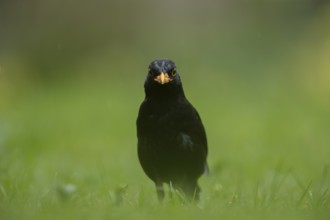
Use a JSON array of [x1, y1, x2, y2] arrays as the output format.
[[154, 72, 172, 85]]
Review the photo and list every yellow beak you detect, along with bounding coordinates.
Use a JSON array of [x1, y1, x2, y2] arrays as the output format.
[[154, 72, 172, 85]]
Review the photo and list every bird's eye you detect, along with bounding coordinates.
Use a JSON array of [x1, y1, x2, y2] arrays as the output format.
[[171, 68, 177, 77], [148, 68, 153, 76]]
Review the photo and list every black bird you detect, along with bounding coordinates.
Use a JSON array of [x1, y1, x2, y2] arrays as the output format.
[[136, 59, 208, 201]]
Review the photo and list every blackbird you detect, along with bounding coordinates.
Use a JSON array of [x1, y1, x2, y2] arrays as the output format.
[[136, 59, 208, 201]]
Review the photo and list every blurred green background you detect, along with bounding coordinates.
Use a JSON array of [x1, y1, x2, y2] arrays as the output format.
[[0, 0, 330, 219]]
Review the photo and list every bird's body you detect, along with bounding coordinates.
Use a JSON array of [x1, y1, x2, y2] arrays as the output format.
[[137, 59, 208, 201]]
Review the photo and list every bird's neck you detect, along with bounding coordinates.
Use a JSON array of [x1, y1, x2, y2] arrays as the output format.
[[145, 85, 185, 101]]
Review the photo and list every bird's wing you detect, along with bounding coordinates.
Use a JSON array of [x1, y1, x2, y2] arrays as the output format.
[[178, 103, 207, 152], [169, 102, 208, 175]]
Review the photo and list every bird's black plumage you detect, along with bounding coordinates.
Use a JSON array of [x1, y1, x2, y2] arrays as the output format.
[[137, 59, 208, 201]]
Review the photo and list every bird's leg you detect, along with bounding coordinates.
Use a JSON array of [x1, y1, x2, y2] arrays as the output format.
[[156, 182, 164, 202], [168, 181, 174, 199], [179, 181, 201, 202], [192, 184, 201, 201], [186, 182, 200, 201]]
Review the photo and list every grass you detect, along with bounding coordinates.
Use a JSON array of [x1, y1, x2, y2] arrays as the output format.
[[0, 66, 329, 220]]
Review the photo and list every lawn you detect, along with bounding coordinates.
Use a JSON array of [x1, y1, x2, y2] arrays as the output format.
[[0, 58, 329, 220]]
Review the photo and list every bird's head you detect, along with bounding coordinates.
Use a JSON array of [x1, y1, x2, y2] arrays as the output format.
[[147, 59, 178, 85], [144, 59, 184, 99]]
